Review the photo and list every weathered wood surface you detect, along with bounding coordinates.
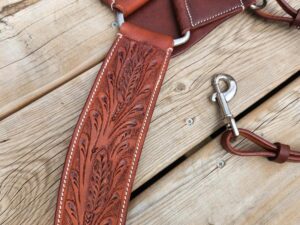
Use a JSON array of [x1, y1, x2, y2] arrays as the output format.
[[0, 32, 298, 225], [0, 0, 116, 119], [128, 78, 300, 225], [0, 0, 299, 120], [0, 0, 299, 224]]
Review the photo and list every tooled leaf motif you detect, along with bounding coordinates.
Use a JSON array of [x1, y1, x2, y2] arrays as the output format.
[[64, 36, 166, 225]]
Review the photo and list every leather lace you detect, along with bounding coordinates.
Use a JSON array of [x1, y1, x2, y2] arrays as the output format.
[[221, 128, 300, 163], [254, 0, 300, 28]]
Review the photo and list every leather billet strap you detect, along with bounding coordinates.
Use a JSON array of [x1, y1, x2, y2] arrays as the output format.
[[104, 0, 256, 56], [222, 128, 300, 163], [54, 22, 173, 225]]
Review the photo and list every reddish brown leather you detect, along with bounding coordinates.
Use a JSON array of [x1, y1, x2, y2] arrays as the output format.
[[54, 22, 173, 225], [221, 128, 300, 163], [102, 0, 150, 16], [102, 0, 256, 56], [254, 0, 300, 28]]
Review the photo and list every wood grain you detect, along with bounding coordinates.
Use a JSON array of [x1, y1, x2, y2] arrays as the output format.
[[0, 1, 299, 224], [128, 78, 300, 225], [0, 0, 299, 120], [0, 0, 116, 119]]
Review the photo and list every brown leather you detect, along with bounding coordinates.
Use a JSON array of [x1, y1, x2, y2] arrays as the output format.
[[102, 0, 256, 56], [254, 0, 300, 28], [221, 128, 300, 163], [55, 1, 299, 224], [102, 0, 150, 16], [54, 22, 173, 225]]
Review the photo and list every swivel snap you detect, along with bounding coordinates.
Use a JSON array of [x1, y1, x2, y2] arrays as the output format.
[[211, 74, 239, 136]]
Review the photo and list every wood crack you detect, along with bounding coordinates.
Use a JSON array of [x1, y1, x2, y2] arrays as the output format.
[[0, 0, 40, 20]]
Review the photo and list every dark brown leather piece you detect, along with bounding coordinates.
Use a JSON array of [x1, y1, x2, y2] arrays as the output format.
[[102, 0, 256, 56], [294, 10, 300, 28], [221, 128, 300, 163], [54, 22, 173, 225], [271, 143, 290, 163], [102, 0, 150, 16], [174, 0, 245, 34]]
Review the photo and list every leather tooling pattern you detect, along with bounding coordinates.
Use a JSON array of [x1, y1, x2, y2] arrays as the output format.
[[57, 34, 170, 225]]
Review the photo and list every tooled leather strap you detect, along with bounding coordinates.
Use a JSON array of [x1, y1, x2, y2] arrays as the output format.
[[254, 0, 300, 28], [55, 1, 266, 224], [54, 22, 173, 225], [222, 128, 300, 163]]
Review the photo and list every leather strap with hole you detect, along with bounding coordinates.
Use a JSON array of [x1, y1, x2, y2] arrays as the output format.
[[221, 128, 300, 163], [54, 22, 173, 225]]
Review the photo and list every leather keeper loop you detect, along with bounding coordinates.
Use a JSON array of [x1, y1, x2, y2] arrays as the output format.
[[268, 143, 291, 163]]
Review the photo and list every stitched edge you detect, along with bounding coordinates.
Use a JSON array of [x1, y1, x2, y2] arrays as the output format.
[[118, 47, 173, 225], [185, 0, 245, 27], [55, 33, 123, 225]]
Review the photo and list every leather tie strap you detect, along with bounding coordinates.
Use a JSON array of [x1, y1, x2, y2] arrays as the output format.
[[254, 0, 300, 28], [221, 128, 300, 163]]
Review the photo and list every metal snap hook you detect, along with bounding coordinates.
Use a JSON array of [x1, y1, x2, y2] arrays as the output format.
[[250, 0, 268, 10], [211, 74, 239, 137]]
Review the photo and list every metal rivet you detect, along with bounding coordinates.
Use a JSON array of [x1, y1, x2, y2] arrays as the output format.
[[186, 118, 194, 126], [217, 160, 225, 168], [112, 21, 119, 28]]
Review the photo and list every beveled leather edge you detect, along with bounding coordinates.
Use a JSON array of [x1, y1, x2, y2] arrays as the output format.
[[54, 33, 125, 225]]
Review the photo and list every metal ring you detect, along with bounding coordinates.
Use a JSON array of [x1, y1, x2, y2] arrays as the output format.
[[115, 12, 190, 47], [250, 0, 268, 10]]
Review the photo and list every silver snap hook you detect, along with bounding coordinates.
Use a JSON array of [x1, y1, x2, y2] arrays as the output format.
[[211, 74, 239, 137], [250, 0, 268, 10]]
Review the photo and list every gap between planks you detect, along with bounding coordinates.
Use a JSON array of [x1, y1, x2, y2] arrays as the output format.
[[130, 72, 300, 201], [0, 0, 299, 120], [128, 77, 300, 225]]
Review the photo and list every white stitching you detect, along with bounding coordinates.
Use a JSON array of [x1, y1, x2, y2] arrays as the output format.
[[55, 33, 123, 225], [111, 0, 116, 10], [118, 47, 173, 225], [185, 0, 245, 27], [240, 0, 245, 10]]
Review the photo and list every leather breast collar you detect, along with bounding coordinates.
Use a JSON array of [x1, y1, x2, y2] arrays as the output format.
[[54, 1, 299, 224]]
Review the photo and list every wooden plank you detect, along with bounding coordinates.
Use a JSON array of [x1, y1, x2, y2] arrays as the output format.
[[0, 0, 299, 120], [0, 3, 299, 225], [0, 0, 116, 119], [128, 78, 300, 225]]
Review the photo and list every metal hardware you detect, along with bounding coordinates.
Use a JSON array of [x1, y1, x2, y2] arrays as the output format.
[[250, 0, 268, 10], [186, 118, 194, 126], [115, 12, 191, 47], [217, 159, 226, 168], [116, 11, 125, 26], [173, 31, 191, 47], [211, 74, 239, 136]]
